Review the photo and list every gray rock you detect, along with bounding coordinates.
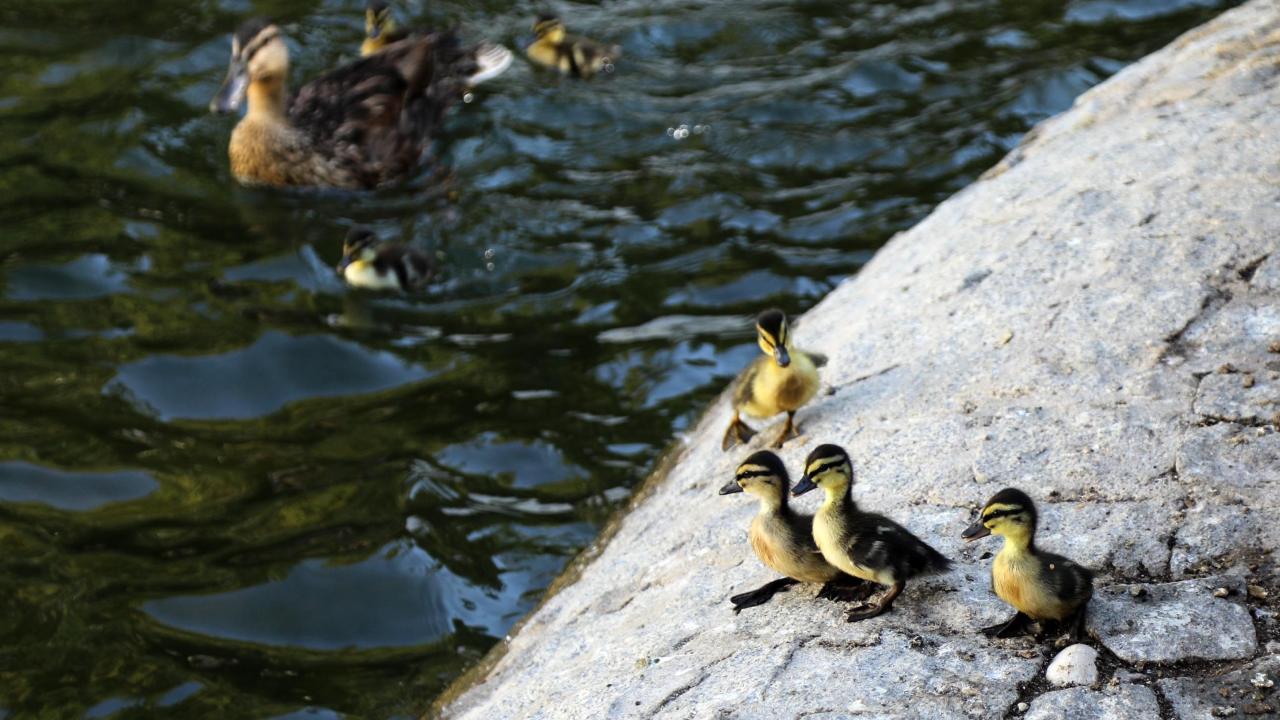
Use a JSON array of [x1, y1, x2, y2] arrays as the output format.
[[1045, 644, 1099, 688], [1157, 655, 1280, 720], [1091, 576, 1257, 663], [437, 2, 1280, 716], [1024, 684, 1160, 720]]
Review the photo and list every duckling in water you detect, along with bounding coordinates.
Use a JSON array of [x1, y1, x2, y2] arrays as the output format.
[[336, 227, 437, 292], [723, 309, 826, 451], [719, 450, 871, 612], [526, 15, 620, 78], [962, 488, 1093, 640], [361, 1, 513, 83], [210, 17, 487, 188], [792, 444, 953, 622]]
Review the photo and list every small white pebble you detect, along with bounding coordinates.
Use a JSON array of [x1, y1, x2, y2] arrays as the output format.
[[1017, 702, 1029, 713], [1252, 672, 1275, 689], [1213, 586, 1230, 598], [1046, 644, 1098, 687]]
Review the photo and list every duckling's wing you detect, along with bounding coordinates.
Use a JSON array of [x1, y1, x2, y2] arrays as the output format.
[[852, 512, 953, 580], [1039, 551, 1094, 604], [731, 357, 764, 408], [289, 31, 474, 185], [803, 350, 828, 368], [374, 245, 438, 290]]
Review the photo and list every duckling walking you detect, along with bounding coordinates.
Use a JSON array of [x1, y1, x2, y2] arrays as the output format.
[[210, 18, 489, 188], [962, 488, 1093, 640], [525, 15, 620, 78], [723, 309, 825, 451], [792, 444, 953, 622], [719, 450, 870, 612], [337, 228, 437, 292], [361, 1, 512, 83]]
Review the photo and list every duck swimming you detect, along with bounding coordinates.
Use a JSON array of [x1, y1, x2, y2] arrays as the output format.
[[361, 1, 512, 83], [962, 488, 1093, 640], [719, 450, 870, 612], [336, 227, 437, 292], [793, 444, 953, 622], [525, 15, 620, 78], [210, 17, 491, 188], [723, 309, 826, 451]]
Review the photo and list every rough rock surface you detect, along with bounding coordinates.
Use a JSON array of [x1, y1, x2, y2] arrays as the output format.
[[438, 2, 1280, 718], [1092, 576, 1258, 663], [1024, 684, 1160, 720], [1157, 655, 1279, 719]]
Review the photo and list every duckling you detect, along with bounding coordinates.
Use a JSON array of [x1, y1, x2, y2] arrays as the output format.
[[719, 450, 871, 612], [336, 227, 437, 292], [210, 17, 486, 188], [722, 309, 826, 451], [792, 444, 953, 622], [526, 15, 620, 78], [361, 2, 513, 84], [962, 488, 1093, 640]]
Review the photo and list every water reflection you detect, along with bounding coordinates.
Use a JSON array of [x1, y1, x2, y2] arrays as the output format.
[[0, 0, 1239, 717]]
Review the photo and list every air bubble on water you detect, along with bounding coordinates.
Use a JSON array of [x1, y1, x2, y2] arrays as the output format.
[[483, 248, 496, 259], [463, 92, 474, 103], [670, 124, 691, 140], [485, 262, 496, 271]]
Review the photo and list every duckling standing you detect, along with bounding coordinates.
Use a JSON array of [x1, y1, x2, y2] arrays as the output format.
[[792, 444, 953, 622], [337, 227, 437, 292], [962, 488, 1093, 640], [723, 309, 825, 451], [719, 450, 870, 612], [210, 18, 492, 188], [525, 15, 620, 78], [361, 1, 513, 83]]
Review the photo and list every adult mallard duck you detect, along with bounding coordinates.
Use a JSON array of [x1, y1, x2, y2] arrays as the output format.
[[962, 488, 1094, 640], [525, 15, 620, 78], [361, 1, 512, 83], [210, 17, 489, 189], [723, 309, 826, 451]]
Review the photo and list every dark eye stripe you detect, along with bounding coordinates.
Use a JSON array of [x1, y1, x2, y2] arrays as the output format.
[[982, 508, 1026, 522], [735, 469, 774, 481], [806, 459, 845, 476], [242, 30, 279, 61]]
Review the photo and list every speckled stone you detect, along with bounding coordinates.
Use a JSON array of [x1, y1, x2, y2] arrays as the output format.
[[1024, 684, 1160, 720], [1157, 655, 1280, 720], [1091, 576, 1257, 664]]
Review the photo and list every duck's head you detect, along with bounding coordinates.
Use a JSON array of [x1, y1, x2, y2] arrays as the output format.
[[791, 443, 852, 497], [755, 309, 791, 368], [211, 18, 288, 114], [720, 450, 790, 508], [532, 15, 566, 43], [962, 488, 1037, 544], [365, 0, 395, 41], [337, 227, 379, 274]]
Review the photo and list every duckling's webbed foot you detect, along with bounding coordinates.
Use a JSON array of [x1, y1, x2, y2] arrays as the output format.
[[1066, 604, 1089, 641], [844, 581, 903, 623], [730, 578, 798, 613], [982, 611, 1033, 638], [722, 414, 757, 451], [817, 575, 875, 603], [770, 411, 799, 449]]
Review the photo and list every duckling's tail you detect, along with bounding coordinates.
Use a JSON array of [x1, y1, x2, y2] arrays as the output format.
[[468, 43, 514, 86], [916, 543, 954, 577]]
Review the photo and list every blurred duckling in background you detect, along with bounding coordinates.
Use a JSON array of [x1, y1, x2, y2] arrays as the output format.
[[723, 309, 826, 451], [793, 444, 953, 622], [962, 488, 1093, 641], [337, 227, 437, 292], [362, 1, 513, 84], [526, 15, 620, 78], [719, 450, 871, 613]]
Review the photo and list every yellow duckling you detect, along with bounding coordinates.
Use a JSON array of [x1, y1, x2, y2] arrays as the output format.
[[526, 15, 620, 78], [336, 227, 437, 292], [361, 1, 512, 83], [723, 309, 825, 451], [719, 450, 870, 612], [210, 17, 482, 188], [792, 444, 953, 622], [962, 488, 1093, 640]]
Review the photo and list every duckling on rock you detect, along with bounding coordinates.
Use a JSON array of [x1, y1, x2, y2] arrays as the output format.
[[723, 309, 826, 451], [719, 450, 871, 613], [792, 444, 953, 622], [962, 488, 1093, 641], [337, 227, 437, 292], [210, 17, 495, 189], [361, 1, 512, 84], [526, 15, 620, 78]]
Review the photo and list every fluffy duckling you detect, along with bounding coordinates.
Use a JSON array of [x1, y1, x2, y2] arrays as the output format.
[[719, 450, 870, 612], [525, 15, 620, 78], [336, 227, 437, 292], [962, 488, 1093, 640], [210, 17, 485, 188], [361, 2, 512, 84], [792, 444, 953, 622], [723, 309, 826, 451]]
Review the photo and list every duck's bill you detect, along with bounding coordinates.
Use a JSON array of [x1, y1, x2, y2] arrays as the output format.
[[335, 257, 352, 275], [718, 480, 743, 495], [961, 521, 990, 541], [773, 346, 791, 368], [210, 63, 248, 114], [791, 476, 816, 496]]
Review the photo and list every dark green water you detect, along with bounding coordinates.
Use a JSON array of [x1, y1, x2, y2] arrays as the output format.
[[0, 0, 1238, 717]]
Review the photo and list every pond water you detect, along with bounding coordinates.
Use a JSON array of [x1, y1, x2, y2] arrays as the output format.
[[0, 0, 1238, 716]]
